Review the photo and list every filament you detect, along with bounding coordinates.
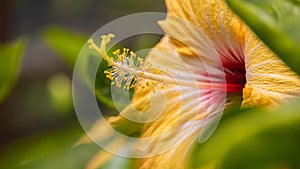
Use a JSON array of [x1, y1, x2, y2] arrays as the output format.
[[88, 34, 244, 92]]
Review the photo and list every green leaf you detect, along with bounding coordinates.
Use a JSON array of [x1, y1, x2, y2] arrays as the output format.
[[0, 38, 26, 103], [221, 122, 300, 169], [226, 0, 300, 75], [191, 100, 300, 169], [0, 123, 100, 169], [43, 26, 87, 68]]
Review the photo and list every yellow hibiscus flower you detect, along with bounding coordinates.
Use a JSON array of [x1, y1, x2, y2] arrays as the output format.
[[83, 0, 300, 168]]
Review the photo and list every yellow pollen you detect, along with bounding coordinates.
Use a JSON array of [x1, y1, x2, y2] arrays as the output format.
[[87, 34, 242, 92]]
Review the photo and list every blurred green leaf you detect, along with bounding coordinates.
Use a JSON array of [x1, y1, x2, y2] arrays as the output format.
[[43, 26, 87, 67], [0, 38, 26, 103], [226, 0, 300, 75], [221, 122, 300, 169], [0, 123, 100, 169], [191, 100, 300, 169]]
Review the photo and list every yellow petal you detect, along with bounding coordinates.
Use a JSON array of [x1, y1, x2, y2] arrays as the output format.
[[164, 0, 248, 46], [243, 35, 300, 108], [74, 119, 114, 146], [137, 36, 227, 168], [85, 137, 127, 169]]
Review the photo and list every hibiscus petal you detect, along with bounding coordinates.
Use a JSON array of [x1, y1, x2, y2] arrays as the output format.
[[243, 35, 300, 108], [134, 32, 227, 168]]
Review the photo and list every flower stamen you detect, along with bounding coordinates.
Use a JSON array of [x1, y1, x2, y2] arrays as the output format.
[[88, 34, 244, 92]]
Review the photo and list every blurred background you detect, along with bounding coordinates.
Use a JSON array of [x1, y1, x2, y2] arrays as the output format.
[[0, 0, 164, 168]]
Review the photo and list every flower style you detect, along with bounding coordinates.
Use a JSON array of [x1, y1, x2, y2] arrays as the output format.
[[84, 0, 300, 168]]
